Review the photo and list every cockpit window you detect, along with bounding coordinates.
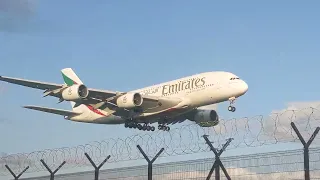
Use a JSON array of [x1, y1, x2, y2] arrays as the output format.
[[230, 77, 240, 80]]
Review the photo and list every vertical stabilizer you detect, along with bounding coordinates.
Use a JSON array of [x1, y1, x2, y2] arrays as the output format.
[[61, 68, 84, 109], [61, 68, 84, 86]]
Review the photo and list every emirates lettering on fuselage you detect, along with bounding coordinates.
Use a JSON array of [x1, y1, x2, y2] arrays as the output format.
[[162, 77, 206, 96]]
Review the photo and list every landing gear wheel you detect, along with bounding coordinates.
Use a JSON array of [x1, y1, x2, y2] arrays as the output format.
[[147, 126, 151, 131], [228, 106, 236, 112], [125, 120, 157, 132], [125, 119, 135, 128], [158, 124, 170, 131], [142, 125, 147, 131], [231, 106, 236, 112], [128, 122, 133, 128]]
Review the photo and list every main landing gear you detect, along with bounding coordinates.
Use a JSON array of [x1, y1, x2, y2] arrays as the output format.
[[158, 124, 170, 131], [125, 121, 155, 131], [228, 97, 236, 112], [124, 118, 171, 132]]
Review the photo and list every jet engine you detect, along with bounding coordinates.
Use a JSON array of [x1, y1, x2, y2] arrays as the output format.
[[191, 109, 219, 127], [61, 84, 89, 101], [116, 92, 143, 108]]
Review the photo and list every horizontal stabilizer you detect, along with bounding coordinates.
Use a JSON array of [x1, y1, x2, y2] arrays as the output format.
[[23, 105, 81, 117]]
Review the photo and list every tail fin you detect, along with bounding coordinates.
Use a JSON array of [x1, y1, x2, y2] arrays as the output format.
[[61, 68, 84, 86], [61, 68, 84, 109]]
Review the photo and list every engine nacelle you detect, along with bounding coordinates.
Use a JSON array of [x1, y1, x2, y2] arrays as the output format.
[[61, 84, 89, 101], [191, 109, 219, 127], [116, 92, 143, 108]]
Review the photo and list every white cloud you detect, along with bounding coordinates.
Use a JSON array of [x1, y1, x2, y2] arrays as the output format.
[[263, 101, 320, 145], [201, 101, 320, 149], [0, 0, 38, 33], [0, 0, 36, 16]]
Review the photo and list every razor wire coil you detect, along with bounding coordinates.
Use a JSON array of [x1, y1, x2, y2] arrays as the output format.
[[0, 106, 319, 175]]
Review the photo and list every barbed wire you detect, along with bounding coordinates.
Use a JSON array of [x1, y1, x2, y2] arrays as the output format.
[[0, 106, 320, 175]]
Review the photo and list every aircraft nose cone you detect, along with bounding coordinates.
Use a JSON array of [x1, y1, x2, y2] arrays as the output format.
[[241, 81, 248, 94]]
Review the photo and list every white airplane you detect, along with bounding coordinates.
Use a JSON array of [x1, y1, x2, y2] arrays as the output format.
[[0, 68, 248, 131]]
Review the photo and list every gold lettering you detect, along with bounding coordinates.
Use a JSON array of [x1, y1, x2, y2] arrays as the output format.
[[185, 80, 191, 90], [162, 85, 169, 95], [181, 81, 186, 90], [191, 78, 196, 88], [161, 77, 206, 95], [200, 77, 205, 86], [178, 81, 182, 91], [170, 84, 178, 93], [195, 78, 200, 87]]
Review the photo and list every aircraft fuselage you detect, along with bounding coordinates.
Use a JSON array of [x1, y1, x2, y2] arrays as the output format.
[[67, 71, 248, 124]]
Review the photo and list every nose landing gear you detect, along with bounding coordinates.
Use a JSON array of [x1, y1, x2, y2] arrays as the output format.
[[228, 97, 236, 112]]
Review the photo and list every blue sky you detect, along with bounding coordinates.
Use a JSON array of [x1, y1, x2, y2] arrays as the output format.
[[0, 0, 320, 176]]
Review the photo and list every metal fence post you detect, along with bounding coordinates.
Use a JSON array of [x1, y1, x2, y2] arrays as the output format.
[[291, 122, 320, 180], [4, 165, 29, 180], [40, 159, 66, 180], [85, 153, 111, 180], [203, 135, 233, 180], [137, 145, 164, 180]]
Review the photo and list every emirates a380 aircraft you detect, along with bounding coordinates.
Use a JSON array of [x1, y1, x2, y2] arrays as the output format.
[[0, 68, 248, 132]]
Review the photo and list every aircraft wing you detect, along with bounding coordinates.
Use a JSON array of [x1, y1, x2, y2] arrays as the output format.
[[0, 76, 118, 99], [0, 76, 62, 91], [23, 105, 81, 116], [0, 75, 174, 115]]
